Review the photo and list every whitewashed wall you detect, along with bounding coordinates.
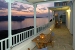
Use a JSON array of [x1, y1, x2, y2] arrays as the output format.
[[66, 10, 71, 31], [70, 3, 73, 34]]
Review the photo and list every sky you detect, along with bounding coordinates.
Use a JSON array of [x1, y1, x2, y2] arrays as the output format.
[[0, 0, 54, 17]]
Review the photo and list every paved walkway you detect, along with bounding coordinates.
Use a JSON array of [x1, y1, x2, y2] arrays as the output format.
[[32, 24, 73, 50]]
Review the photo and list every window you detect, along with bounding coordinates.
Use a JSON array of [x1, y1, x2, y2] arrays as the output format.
[[56, 3, 59, 6], [64, 3, 67, 5], [63, 2, 67, 6]]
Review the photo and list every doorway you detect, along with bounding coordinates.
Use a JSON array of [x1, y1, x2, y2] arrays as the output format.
[[61, 14, 66, 24]]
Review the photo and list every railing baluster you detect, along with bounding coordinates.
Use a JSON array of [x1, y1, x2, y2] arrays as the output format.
[[32, 29, 33, 35], [37, 27, 38, 33], [13, 37, 15, 45], [40, 27, 41, 31], [21, 33, 22, 41], [1, 41, 3, 50], [24, 32, 25, 39], [39, 27, 40, 32], [5, 40, 7, 50], [38, 28, 39, 32], [16, 35, 17, 44], [25, 32, 26, 39], [23, 32, 24, 40], [29, 31, 30, 37], [33, 29, 34, 35], [38, 27, 39, 32], [27, 31, 28, 38], [19, 34, 20, 42]]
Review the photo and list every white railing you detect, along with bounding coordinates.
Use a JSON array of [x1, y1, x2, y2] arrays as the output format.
[[12, 28, 34, 47], [0, 20, 54, 50], [0, 38, 9, 50]]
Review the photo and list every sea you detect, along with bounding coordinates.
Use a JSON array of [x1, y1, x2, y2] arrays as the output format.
[[0, 18, 48, 31]]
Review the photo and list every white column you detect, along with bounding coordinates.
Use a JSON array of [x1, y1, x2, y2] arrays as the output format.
[[73, 1, 75, 50], [33, 4, 37, 34], [8, 0, 12, 49], [48, 8, 50, 22]]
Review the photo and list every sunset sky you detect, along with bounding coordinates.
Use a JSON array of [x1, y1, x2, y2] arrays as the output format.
[[0, 0, 54, 17]]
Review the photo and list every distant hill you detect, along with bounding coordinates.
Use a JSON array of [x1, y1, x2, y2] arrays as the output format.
[[0, 16, 44, 21], [0, 16, 25, 21]]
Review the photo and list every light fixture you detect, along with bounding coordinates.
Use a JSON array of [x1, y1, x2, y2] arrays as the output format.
[[57, 21, 58, 23], [50, 10, 52, 13], [40, 33, 45, 39], [66, 9, 71, 12], [50, 29, 51, 31]]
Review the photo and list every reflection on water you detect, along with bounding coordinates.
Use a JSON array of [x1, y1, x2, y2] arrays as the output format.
[[0, 18, 48, 30]]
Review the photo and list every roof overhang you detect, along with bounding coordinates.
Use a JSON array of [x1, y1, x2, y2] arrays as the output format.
[[48, 6, 70, 11], [5, 0, 73, 5], [27, 0, 72, 4]]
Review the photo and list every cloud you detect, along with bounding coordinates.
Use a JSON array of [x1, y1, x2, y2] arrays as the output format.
[[0, 11, 6, 14], [29, 10, 33, 12], [12, 4, 28, 11], [13, 2, 17, 5], [39, 7, 47, 10], [21, 10, 29, 12], [0, 0, 8, 10], [16, 5, 27, 11], [12, 2, 33, 12], [0, 0, 54, 16]]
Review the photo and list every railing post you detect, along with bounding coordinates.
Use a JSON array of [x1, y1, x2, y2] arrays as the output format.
[[33, 4, 37, 35], [7, 0, 12, 50], [48, 8, 50, 22]]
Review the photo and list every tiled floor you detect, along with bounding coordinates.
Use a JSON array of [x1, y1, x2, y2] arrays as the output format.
[[32, 24, 73, 50]]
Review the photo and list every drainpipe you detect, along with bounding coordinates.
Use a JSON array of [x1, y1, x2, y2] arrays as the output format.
[[33, 4, 37, 35], [8, 0, 12, 50]]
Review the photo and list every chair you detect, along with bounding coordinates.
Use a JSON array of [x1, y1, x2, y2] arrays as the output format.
[[41, 47, 48, 50], [48, 32, 55, 47], [38, 46, 48, 50], [28, 48, 30, 50]]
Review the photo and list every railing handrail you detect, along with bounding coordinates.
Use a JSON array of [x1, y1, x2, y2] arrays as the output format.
[[0, 38, 8, 42]]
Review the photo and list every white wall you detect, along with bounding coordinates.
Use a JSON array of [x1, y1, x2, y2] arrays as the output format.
[[66, 2, 73, 34], [12, 24, 55, 50], [66, 12, 68, 28], [73, 1, 75, 50], [66, 10, 71, 31], [70, 4, 73, 34]]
